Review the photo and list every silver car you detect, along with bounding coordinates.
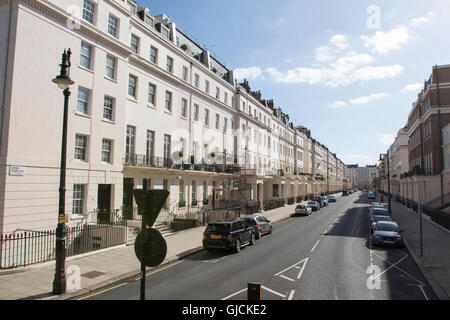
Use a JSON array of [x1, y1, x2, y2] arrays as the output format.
[[295, 204, 312, 216], [372, 221, 404, 248], [371, 215, 393, 233]]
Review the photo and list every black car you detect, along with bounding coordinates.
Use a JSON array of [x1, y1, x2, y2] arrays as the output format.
[[242, 214, 272, 239], [312, 196, 323, 208], [342, 190, 348, 196], [203, 219, 255, 253], [307, 201, 320, 211]]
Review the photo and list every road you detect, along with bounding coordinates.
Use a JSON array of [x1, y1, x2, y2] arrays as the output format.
[[77, 192, 437, 300]]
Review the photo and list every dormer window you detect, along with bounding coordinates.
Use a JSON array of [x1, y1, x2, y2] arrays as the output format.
[[144, 14, 154, 27], [128, 1, 137, 15], [160, 26, 170, 39]]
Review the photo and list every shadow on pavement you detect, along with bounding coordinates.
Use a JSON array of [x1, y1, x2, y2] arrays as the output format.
[[19, 292, 54, 300]]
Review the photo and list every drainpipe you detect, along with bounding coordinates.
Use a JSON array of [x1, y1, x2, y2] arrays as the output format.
[[436, 65, 444, 208], [1, 0, 14, 152]]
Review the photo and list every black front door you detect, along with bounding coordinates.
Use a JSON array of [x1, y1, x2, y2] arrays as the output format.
[[98, 184, 111, 223], [123, 178, 134, 219]]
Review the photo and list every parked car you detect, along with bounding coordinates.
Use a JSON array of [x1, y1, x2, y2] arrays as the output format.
[[307, 201, 320, 211], [342, 190, 348, 196], [295, 204, 312, 216], [368, 191, 376, 200], [370, 208, 390, 223], [203, 219, 255, 253], [328, 195, 337, 202], [370, 202, 382, 207], [312, 196, 324, 208], [242, 214, 273, 239], [371, 215, 393, 233], [321, 196, 329, 206], [372, 221, 404, 248]]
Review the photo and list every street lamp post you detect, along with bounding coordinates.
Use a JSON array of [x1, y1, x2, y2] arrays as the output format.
[[52, 49, 74, 295]]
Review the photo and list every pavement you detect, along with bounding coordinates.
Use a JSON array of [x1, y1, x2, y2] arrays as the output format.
[[0, 196, 326, 300]]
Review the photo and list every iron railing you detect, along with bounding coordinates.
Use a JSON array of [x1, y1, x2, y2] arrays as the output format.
[[0, 224, 127, 269]]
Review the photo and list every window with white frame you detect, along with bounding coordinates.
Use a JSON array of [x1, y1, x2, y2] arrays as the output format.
[[128, 74, 137, 98], [179, 180, 185, 201], [165, 91, 172, 112], [193, 104, 199, 121], [130, 34, 139, 53], [204, 109, 209, 126], [103, 95, 114, 121], [80, 42, 92, 69], [192, 181, 197, 202], [108, 14, 118, 38], [148, 83, 156, 105], [75, 134, 88, 161], [77, 87, 90, 115], [128, 1, 136, 15], [106, 55, 116, 79], [166, 56, 173, 73], [144, 14, 154, 27], [82, 0, 95, 24], [150, 46, 158, 64], [224, 118, 228, 131], [224, 92, 228, 105], [72, 184, 85, 215], [205, 80, 209, 94], [182, 66, 188, 81], [102, 139, 113, 163], [215, 114, 220, 129], [216, 87, 220, 99], [181, 98, 187, 118], [194, 74, 199, 88]]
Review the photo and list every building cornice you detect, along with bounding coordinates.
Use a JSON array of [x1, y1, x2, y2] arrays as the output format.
[[23, 0, 133, 55]]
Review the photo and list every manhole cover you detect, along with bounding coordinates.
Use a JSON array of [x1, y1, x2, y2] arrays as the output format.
[[81, 271, 106, 279]]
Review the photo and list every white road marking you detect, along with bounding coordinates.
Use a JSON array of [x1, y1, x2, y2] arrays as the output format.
[[420, 286, 429, 300], [297, 257, 309, 280], [311, 240, 320, 253], [288, 290, 295, 300], [372, 251, 424, 286], [279, 274, 295, 282], [221, 288, 247, 300], [275, 258, 308, 276], [261, 285, 287, 298]]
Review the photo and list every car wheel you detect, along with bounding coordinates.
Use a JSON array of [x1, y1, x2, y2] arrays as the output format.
[[256, 230, 262, 239], [234, 239, 241, 253], [268, 226, 273, 234], [250, 233, 255, 245]]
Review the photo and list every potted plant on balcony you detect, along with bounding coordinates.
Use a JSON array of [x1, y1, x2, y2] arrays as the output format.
[[180, 44, 188, 51], [203, 199, 209, 205]]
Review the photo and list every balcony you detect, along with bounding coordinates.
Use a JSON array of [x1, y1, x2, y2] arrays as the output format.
[[123, 153, 240, 174]]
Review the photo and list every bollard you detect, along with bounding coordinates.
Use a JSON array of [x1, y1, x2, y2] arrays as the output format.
[[248, 282, 261, 300]]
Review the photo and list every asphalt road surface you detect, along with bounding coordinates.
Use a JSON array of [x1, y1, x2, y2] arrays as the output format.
[[78, 191, 438, 300]]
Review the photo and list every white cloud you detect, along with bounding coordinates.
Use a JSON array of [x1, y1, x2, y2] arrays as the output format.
[[234, 66, 264, 81], [329, 101, 347, 109], [378, 134, 396, 146], [410, 17, 429, 27], [350, 93, 387, 105], [402, 83, 422, 93], [428, 11, 436, 17], [329, 34, 349, 50], [265, 54, 403, 87], [361, 26, 411, 55], [315, 46, 335, 63], [341, 154, 379, 166]]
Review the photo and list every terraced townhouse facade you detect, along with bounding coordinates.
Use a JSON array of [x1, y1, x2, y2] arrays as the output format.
[[0, 0, 346, 233]]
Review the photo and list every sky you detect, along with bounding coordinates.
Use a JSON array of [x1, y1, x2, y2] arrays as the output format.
[[139, 0, 450, 166]]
